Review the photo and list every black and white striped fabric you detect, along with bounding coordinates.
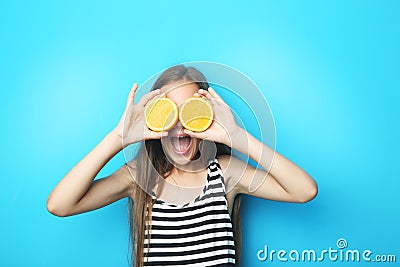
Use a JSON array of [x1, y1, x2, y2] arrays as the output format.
[[143, 158, 236, 267]]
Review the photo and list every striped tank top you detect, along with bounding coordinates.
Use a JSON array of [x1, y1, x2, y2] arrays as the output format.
[[143, 158, 236, 267]]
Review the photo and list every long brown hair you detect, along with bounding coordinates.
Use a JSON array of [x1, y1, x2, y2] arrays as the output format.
[[127, 64, 241, 267]]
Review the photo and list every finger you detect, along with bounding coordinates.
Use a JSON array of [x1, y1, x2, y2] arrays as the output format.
[[208, 98, 222, 108], [198, 89, 213, 99], [193, 92, 206, 99], [208, 87, 226, 103], [131, 83, 138, 93], [137, 89, 162, 107], [146, 89, 166, 104]]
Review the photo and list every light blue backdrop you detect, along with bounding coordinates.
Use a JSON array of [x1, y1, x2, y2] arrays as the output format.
[[1, 1, 399, 266]]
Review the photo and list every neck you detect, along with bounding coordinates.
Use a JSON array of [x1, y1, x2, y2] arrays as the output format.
[[166, 166, 208, 188]]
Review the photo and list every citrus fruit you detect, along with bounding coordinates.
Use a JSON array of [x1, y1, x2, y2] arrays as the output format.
[[179, 97, 214, 132], [144, 97, 178, 132]]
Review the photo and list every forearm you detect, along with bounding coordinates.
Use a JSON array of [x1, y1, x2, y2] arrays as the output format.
[[47, 130, 123, 213], [230, 127, 317, 198]]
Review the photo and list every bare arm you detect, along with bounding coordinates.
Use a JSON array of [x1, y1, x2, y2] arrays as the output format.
[[46, 83, 167, 217], [222, 129, 318, 203], [185, 87, 318, 203], [46, 131, 132, 217]]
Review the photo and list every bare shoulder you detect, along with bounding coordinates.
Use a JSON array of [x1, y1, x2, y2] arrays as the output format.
[[217, 154, 268, 194], [216, 154, 245, 213], [217, 154, 247, 179], [120, 159, 137, 199], [216, 155, 230, 179]]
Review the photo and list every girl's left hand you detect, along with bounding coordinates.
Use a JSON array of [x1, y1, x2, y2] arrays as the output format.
[[183, 87, 239, 146]]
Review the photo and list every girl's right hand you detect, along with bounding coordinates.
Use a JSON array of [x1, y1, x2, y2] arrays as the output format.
[[113, 83, 168, 147]]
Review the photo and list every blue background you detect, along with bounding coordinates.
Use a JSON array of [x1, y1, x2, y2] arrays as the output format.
[[1, 0, 399, 266]]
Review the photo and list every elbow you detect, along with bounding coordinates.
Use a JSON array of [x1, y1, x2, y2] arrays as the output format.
[[46, 198, 70, 217], [297, 181, 318, 203]]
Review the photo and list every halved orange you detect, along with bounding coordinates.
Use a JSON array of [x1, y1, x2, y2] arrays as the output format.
[[179, 97, 214, 132], [144, 97, 178, 132]]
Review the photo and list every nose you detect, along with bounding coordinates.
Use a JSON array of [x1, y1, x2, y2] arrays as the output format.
[[169, 120, 184, 134]]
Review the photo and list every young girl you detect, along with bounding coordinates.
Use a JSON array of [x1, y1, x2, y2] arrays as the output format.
[[47, 65, 318, 267]]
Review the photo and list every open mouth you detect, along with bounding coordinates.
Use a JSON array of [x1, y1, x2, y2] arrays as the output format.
[[170, 135, 193, 155]]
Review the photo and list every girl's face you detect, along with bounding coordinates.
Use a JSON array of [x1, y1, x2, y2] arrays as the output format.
[[160, 80, 201, 165]]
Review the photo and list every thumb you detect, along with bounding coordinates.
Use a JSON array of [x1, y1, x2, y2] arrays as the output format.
[[145, 130, 169, 140], [127, 83, 138, 106], [183, 129, 206, 139]]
